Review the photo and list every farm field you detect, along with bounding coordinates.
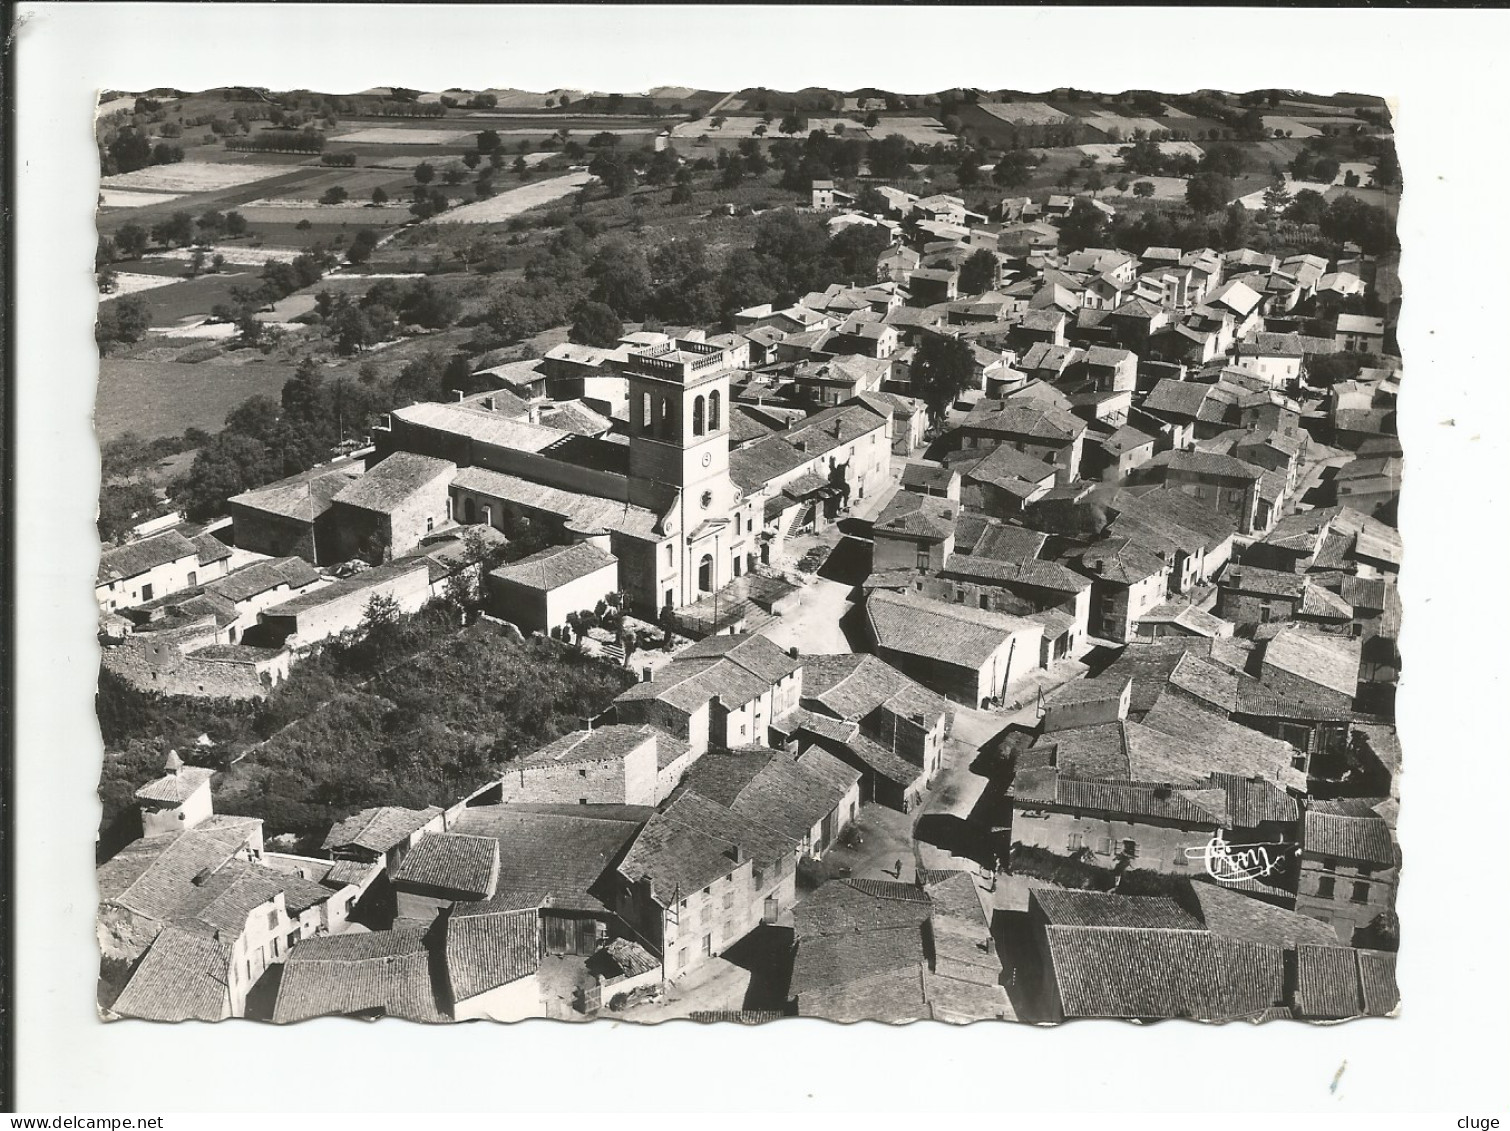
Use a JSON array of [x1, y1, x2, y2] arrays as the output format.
[[1099, 175, 1191, 201], [99, 189, 186, 209], [107, 272, 185, 298], [146, 244, 305, 266], [95, 356, 295, 442], [329, 127, 477, 145], [100, 161, 295, 193], [102, 270, 261, 327], [236, 201, 412, 225], [1077, 140, 1205, 164], [427, 170, 595, 224]]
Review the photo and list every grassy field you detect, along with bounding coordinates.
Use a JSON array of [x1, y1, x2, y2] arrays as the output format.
[[101, 270, 261, 326], [96, 356, 295, 442], [427, 170, 595, 224]]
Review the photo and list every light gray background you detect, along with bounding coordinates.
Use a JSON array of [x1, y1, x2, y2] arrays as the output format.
[[12, 2, 1509, 1114]]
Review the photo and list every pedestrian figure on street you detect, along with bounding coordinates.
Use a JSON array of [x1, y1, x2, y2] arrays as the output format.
[[894, 858, 903, 878]]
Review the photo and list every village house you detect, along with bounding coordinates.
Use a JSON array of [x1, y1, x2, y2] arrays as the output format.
[[392, 831, 502, 923], [1294, 805, 1399, 946], [674, 744, 863, 861], [272, 925, 446, 1024], [863, 588, 1043, 708], [484, 541, 619, 637], [956, 400, 1087, 485], [614, 632, 803, 754], [810, 178, 855, 210], [96, 529, 204, 614], [228, 461, 366, 566], [480, 724, 688, 808], [871, 490, 958, 575], [1333, 313, 1387, 354], [608, 791, 799, 981], [330, 451, 458, 563], [443, 901, 543, 1022], [1144, 448, 1276, 535], [1075, 537, 1172, 644], [253, 560, 434, 649], [322, 805, 447, 879]]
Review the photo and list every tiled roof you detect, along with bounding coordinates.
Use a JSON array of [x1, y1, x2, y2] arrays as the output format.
[[873, 491, 958, 542], [262, 561, 431, 619], [391, 400, 566, 452], [617, 791, 796, 902], [1357, 949, 1399, 1016], [523, 724, 659, 770], [450, 466, 664, 542], [1261, 627, 1361, 698], [272, 925, 445, 1024], [796, 878, 931, 941], [1138, 691, 1308, 792], [1030, 888, 1201, 930], [1139, 602, 1231, 639], [1208, 772, 1299, 828], [676, 633, 803, 686], [791, 924, 928, 996], [96, 816, 263, 922], [444, 903, 540, 1004], [110, 925, 231, 1022], [392, 833, 499, 899], [602, 937, 660, 979], [97, 530, 198, 585], [488, 541, 616, 592], [228, 463, 364, 523], [866, 589, 1038, 668], [1295, 944, 1364, 1019], [333, 452, 454, 514], [1049, 775, 1229, 826], [1191, 883, 1339, 950], [1156, 449, 1265, 481], [1222, 565, 1307, 599], [322, 806, 441, 856], [1045, 927, 1285, 1020], [1302, 811, 1396, 868], [134, 765, 214, 805], [680, 746, 860, 845], [207, 557, 321, 604], [1031, 723, 1130, 780], [449, 806, 645, 914], [797, 653, 949, 726], [191, 532, 233, 566]]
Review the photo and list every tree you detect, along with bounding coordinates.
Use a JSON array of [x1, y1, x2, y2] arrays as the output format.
[[1285, 188, 1327, 227], [1132, 180, 1156, 199], [97, 481, 159, 544], [114, 222, 149, 260], [588, 241, 652, 318], [1219, 202, 1255, 250], [570, 301, 623, 347], [319, 186, 349, 205], [910, 334, 977, 421], [956, 154, 981, 188], [992, 151, 1032, 188], [224, 211, 248, 238], [779, 111, 807, 135], [150, 211, 195, 248], [958, 248, 999, 295], [587, 149, 635, 197], [1058, 198, 1108, 252], [178, 433, 276, 521], [867, 133, 911, 179], [863, 110, 880, 128], [414, 161, 435, 185], [1185, 171, 1234, 215]]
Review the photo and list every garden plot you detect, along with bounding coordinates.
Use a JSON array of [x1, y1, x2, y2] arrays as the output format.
[[99, 189, 186, 209], [869, 116, 953, 144], [329, 127, 477, 145], [100, 162, 294, 194], [104, 272, 185, 298], [1081, 111, 1172, 138], [428, 170, 595, 224]]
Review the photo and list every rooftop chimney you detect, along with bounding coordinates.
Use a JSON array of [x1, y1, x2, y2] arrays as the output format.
[[727, 843, 746, 864]]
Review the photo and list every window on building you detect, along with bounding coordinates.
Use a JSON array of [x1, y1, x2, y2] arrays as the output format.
[[641, 392, 652, 432], [722, 890, 734, 910], [1317, 876, 1336, 899], [579, 798, 587, 805], [267, 909, 279, 930], [578, 767, 587, 777], [346, 897, 356, 913], [702, 934, 712, 957], [1098, 837, 1113, 856], [187, 571, 197, 587], [1066, 832, 1083, 852], [693, 395, 706, 436], [271, 937, 280, 958], [678, 947, 688, 969], [141, 583, 154, 601], [1122, 839, 1138, 858], [287, 931, 299, 949], [916, 549, 930, 572], [708, 390, 721, 430], [1350, 881, 1370, 904], [1322, 856, 1337, 872]]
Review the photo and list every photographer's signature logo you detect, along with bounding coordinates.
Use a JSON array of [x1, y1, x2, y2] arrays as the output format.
[[1185, 831, 1291, 883]]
